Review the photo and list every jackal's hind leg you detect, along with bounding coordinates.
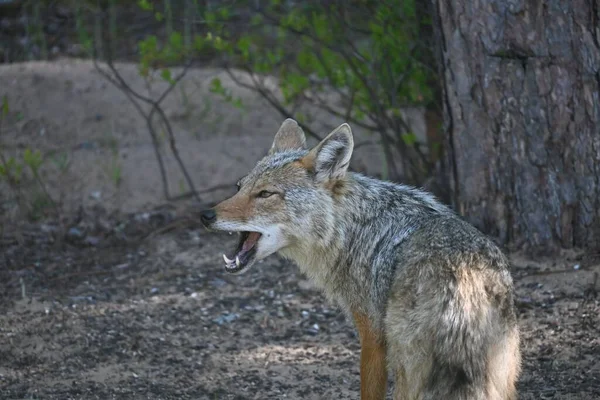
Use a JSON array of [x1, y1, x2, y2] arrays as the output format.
[[353, 312, 388, 400]]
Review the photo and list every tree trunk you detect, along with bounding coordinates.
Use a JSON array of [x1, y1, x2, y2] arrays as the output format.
[[433, 0, 600, 253]]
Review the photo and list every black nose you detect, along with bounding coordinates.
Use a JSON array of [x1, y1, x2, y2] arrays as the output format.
[[200, 209, 217, 225]]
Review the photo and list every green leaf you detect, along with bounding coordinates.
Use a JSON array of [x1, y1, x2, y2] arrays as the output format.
[[401, 132, 417, 146], [218, 7, 230, 19], [155, 12, 164, 22], [23, 148, 43, 173], [312, 14, 329, 42], [23, 148, 33, 164], [250, 14, 263, 26], [209, 77, 225, 95], [169, 32, 183, 49], [205, 11, 216, 24], [0, 156, 23, 183], [139, 35, 159, 57], [137, 0, 152, 11], [193, 34, 205, 51], [212, 35, 229, 52], [232, 98, 243, 109], [160, 69, 173, 83], [237, 36, 252, 58]]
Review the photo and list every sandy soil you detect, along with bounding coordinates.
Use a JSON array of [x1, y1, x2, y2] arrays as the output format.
[[0, 60, 599, 399], [0, 59, 394, 215]]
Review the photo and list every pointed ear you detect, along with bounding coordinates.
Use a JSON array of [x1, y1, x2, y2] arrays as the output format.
[[306, 123, 353, 182], [269, 119, 307, 155]]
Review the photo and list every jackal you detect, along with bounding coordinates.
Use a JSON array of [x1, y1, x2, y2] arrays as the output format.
[[201, 119, 521, 400]]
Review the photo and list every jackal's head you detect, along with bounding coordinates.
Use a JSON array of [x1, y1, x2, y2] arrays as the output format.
[[200, 119, 353, 274]]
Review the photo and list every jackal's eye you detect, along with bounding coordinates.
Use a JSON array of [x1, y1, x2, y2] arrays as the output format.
[[235, 182, 241, 192], [257, 190, 275, 199]]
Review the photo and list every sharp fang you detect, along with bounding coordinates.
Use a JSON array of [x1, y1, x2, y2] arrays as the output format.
[[223, 254, 234, 264], [235, 256, 241, 268]]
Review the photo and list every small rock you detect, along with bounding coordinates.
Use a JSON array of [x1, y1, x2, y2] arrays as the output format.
[[90, 191, 102, 200], [67, 227, 84, 239], [306, 323, 320, 336], [212, 313, 239, 325], [150, 287, 159, 294], [70, 296, 95, 304], [135, 212, 151, 222], [84, 236, 101, 246], [574, 264, 580, 270], [40, 224, 58, 234], [209, 278, 227, 288]]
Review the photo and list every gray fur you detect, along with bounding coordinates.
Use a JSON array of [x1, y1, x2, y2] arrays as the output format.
[[207, 120, 521, 400]]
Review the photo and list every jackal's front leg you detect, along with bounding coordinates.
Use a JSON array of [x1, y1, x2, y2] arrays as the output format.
[[353, 312, 388, 400]]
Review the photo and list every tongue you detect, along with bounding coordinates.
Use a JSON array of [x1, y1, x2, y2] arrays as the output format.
[[242, 232, 261, 253]]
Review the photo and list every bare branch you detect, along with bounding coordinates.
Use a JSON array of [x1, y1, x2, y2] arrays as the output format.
[[94, 58, 174, 201], [145, 62, 201, 202], [92, 5, 200, 203], [224, 67, 323, 142]]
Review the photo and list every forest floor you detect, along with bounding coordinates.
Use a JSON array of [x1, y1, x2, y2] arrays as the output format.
[[0, 60, 599, 399]]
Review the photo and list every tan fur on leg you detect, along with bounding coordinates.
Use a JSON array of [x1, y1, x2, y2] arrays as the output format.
[[354, 312, 388, 400]]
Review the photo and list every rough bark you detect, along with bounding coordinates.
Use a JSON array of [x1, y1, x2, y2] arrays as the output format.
[[433, 0, 600, 253]]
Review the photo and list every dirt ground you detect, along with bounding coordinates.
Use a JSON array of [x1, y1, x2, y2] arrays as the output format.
[[1, 60, 599, 399]]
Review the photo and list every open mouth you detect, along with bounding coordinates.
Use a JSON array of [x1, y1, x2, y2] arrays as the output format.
[[222, 231, 262, 274]]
